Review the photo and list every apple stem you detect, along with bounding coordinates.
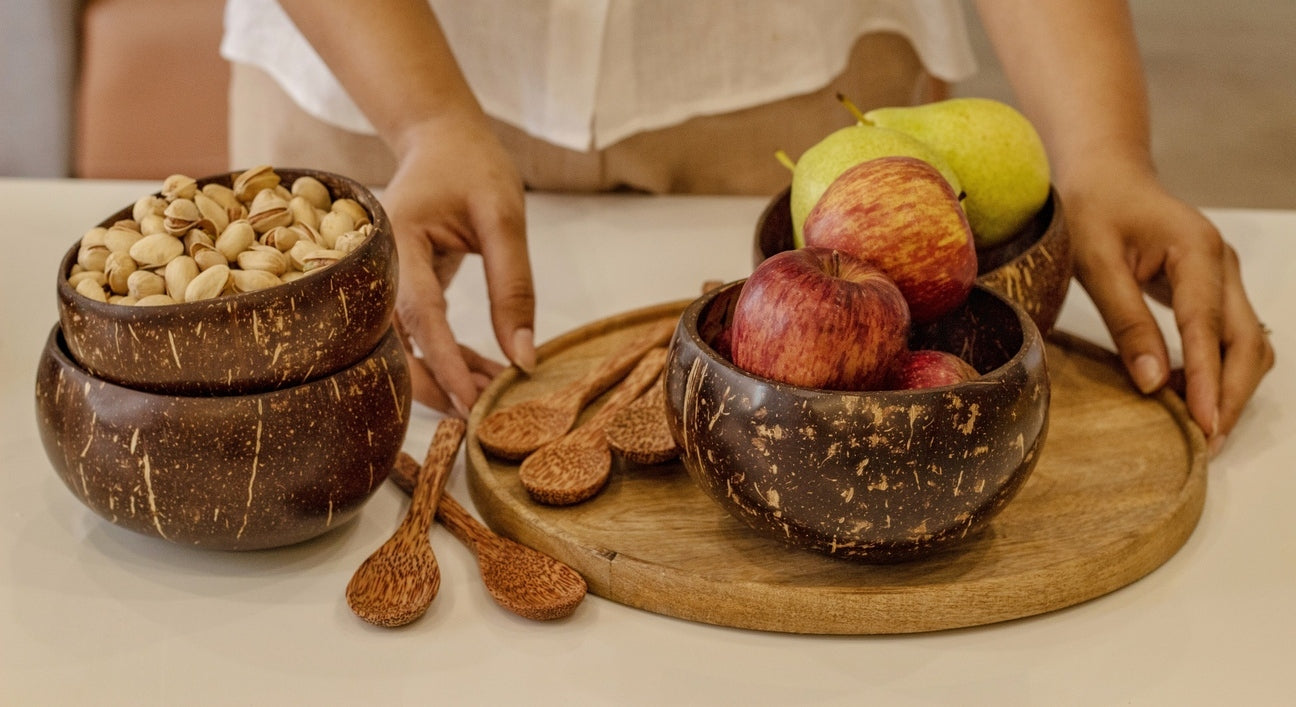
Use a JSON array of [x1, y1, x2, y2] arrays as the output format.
[[836, 92, 870, 124], [774, 150, 796, 172]]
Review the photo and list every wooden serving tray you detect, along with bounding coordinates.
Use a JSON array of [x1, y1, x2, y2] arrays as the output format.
[[464, 301, 1207, 634]]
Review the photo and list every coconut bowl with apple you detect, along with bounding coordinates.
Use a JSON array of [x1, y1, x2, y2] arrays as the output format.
[[663, 273, 1049, 563]]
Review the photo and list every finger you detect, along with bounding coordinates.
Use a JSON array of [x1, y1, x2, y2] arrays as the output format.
[[395, 315, 455, 412], [460, 343, 505, 379], [396, 237, 480, 417], [1214, 245, 1276, 446], [473, 202, 537, 373], [1164, 234, 1225, 437], [1074, 243, 1170, 395]]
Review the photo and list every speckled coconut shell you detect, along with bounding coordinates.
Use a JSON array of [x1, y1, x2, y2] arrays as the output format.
[[663, 283, 1050, 563], [34, 325, 412, 551], [754, 186, 1072, 335], [57, 168, 398, 396]]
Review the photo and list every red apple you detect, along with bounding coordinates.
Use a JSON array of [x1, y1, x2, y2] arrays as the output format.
[[729, 247, 910, 390], [802, 156, 977, 323], [887, 349, 979, 390]]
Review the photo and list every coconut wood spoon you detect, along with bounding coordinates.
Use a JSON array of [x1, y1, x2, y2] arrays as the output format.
[[519, 347, 669, 505], [476, 318, 676, 460], [345, 418, 466, 627], [605, 375, 680, 465], [390, 452, 587, 620]]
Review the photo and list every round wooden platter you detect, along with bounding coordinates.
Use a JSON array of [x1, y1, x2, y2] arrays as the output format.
[[464, 301, 1208, 635]]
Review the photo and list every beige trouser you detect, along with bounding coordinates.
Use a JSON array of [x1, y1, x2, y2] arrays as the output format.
[[229, 32, 943, 196]]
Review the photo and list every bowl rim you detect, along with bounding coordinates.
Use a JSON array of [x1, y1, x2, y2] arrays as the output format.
[[679, 280, 1042, 397], [40, 320, 403, 401], [57, 167, 391, 314]]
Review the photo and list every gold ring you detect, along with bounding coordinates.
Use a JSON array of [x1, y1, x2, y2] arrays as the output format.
[[1260, 322, 1273, 336]]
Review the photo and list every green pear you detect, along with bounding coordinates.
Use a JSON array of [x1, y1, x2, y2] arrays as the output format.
[[788, 124, 962, 248], [863, 98, 1050, 247]]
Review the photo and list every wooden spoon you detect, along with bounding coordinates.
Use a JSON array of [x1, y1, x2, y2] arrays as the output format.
[[519, 347, 669, 505], [345, 418, 466, 627], [605, 375, 680, 465], [476, 318, 676, 460], [390, 452, 587, 621]]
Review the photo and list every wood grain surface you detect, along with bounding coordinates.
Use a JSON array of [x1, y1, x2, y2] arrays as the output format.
[[465, 301, 1208, 634]]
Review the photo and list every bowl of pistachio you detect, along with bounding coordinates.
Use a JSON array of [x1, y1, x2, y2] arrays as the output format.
[[56, 166, 399, 395]]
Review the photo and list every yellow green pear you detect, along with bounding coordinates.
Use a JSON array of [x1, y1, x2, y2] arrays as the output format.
[[787, 124, 962, 248], [863, 97, 1050, 247]]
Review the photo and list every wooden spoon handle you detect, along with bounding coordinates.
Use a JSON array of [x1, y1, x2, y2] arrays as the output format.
[[400, 418, 467, 541], [391, 451, 490, 549], [551, 317, 676, 409], [569, 347, 670, 444]]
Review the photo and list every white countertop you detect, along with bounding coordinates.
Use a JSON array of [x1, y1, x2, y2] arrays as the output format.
[[2, 177, 1292, 706]]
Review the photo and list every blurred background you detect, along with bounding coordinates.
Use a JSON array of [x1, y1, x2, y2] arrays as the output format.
[[3, 0, 1293, 209]]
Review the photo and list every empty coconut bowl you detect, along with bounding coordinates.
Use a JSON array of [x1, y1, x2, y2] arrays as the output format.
[[57, 168, 398, 395], [753, 185, 1072, 335], [34, 325, 412, 551], [663, 282, 1049, 562]]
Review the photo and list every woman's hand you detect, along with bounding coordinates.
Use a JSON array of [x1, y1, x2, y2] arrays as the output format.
[[382, 117, 536, 416], [1065, 163, 1274, 454]]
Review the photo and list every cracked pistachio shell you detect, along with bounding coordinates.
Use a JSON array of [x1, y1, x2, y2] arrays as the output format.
[[126, 269, 166, 299], [215, 220, 256, 262], [164, 255, 200, 302], [287, 238, 322, 269], [128, 232, 185, 268], [302, 248, 345, 272], [163, 198, 203, 236], [184, 263, 230, 302], [248, 192, 292, 233], [104, 251, 138, 295], [80, 227, 108, 250], [108, 295, 137, 306], [183, 229, 215, 256], [135, 293, 178, 306], [259, 225, 299, 253], [318, 210, 354, 248], [290, 175, 331, 210], [202, 182, 248, 222], [330, 197, 370, 226], [193, 246, 228, 271], [68, 270, 107, 289], [193, 191, 231, 234], [288, 195, 320, 231], [75, 277, 108, 302], [139, 213, 167, 236], [161, 173, 198, 201], [77, 244, 109, 272], [233, 165, 280, 202], [334, 230, 368, 255]]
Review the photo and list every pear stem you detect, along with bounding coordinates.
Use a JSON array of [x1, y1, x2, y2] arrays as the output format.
[[774, 150, 796, 173], [835, 92, 871, 125]]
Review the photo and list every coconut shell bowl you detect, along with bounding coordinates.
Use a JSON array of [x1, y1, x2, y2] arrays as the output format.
[[754, 185, 1072, 335], [36, 167, 411, 550], [663, 282, 1050, 563]]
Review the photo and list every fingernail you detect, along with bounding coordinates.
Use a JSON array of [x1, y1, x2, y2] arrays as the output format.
[[512, 327, 537, 374], [447, 392, 471, 419], [1208, 432, 1227, 457], [1132, 354, 1164, 394]]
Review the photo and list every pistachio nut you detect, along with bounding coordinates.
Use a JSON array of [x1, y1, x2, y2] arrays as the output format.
[[164, 255, 200, 302], [289, 222, 322, 246], [215, 220, 256, 262], [302, 248, 345, 272], [193, 246, 228, 272], [184, 263, 230, 302], [290, 175, 332, 211], [318, 210, 354, 248], [161, 174, 198, 201], [233, 165, 280, 202], [280, 270, 307, 284], [135, 293, 178, 307], [330, 198, 370, 227], [288, 195, 320, 231], [77, 244, 110, 273], [230, 268, 282, 293], [193, 191, 231, 234], [80, 226, 108, 250], [259, 225, 300, 253], [288, 239, 323, 270], [140, 213, 168, 236], [108, 295, 138, 306], [75, 277, 109, 303], [132, 194, 167, 223], [163, 198, 203, 236], [104, 251, 139, 295], [237, 245, 289, 275], [129, 232, 185, 268], [183, 229, 215, 256], [203, 182, 248, 222], [333, 230, 368, 255], [126, 269, 166, 299], [68, 270, 108, 289], [104, 224, 143, 254], [248, 191, 292, 233]]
